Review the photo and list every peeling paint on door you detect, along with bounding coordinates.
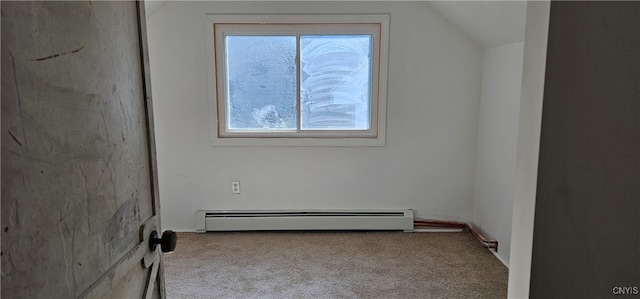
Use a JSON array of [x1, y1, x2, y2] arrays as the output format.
[[2, 1, 163, 298]]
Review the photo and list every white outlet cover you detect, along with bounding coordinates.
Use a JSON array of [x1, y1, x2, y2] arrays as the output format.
[[231, 181, 240, 194]]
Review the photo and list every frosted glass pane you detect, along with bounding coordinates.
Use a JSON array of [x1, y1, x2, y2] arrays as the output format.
[[225, 36, 297, 130], [300, 35, 372, 130]]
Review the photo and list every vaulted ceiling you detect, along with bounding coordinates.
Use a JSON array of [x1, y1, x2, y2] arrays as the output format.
[[144, 0, 167, 17], [427, 1, 527, 48], [144, 1, 527, 49]]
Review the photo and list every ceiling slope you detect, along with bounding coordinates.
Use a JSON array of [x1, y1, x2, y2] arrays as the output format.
[[427, 1, 527, 49]]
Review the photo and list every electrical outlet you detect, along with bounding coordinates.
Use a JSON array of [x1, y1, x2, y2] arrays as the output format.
[[231, 181, 240, 194]]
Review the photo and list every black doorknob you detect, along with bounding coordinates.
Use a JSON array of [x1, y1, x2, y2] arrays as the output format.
[[149, 230, 177, 253]]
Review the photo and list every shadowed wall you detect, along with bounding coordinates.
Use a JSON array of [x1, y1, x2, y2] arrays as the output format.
[[531, 2, 640, 297]]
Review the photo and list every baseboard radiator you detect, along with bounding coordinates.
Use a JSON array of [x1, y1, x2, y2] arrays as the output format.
[[196, 209, 414, 233]]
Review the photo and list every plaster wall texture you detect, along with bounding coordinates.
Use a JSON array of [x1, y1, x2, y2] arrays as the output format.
[[474, 41, 525, 266], [146, 1, 484, 231], [508, 1, 550, 297]]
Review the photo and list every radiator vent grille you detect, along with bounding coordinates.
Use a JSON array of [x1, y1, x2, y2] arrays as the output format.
[[197, 209, 414, 233]]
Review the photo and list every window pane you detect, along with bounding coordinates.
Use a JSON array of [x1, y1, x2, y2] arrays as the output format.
[[300, 35, 372, 130], [225, 36, 297, 130]]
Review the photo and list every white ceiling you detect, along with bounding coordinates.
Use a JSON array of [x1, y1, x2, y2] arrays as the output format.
[[144, 1, 527, 49], [426, 1, 527, 48], [144, 0, 167, 17]]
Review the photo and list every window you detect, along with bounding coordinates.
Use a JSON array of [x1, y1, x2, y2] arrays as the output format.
[[206, 15, 389, 146]]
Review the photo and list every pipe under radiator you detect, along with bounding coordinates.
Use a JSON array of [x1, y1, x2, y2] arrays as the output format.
[[413, 219, 498, 251]]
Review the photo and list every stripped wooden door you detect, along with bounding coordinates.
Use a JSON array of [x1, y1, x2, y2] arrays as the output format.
[[1, 1, 167, 298]]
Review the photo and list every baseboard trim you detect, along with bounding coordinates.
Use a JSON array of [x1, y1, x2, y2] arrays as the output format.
[[413, 228, 465, 233], [491, 249, 509, 268], [167, 229, 197, 233]]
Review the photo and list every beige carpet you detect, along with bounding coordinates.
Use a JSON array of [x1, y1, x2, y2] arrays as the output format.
[[163, 231, 508, 298]]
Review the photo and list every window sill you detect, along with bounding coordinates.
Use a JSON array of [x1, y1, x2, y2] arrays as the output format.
[[210, 136, 386, 147]]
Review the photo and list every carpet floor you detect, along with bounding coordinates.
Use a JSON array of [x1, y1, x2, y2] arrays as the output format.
[[163, 231, 508, 298]]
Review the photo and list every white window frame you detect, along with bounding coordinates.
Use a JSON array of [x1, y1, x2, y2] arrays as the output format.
[[206, 14, 389, 146]]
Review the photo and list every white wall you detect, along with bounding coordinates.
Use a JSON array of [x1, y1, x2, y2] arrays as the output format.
[[508, 1, 550, 297], [473, 42, 524, 266], [146, 1, 483, 231]]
